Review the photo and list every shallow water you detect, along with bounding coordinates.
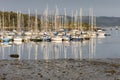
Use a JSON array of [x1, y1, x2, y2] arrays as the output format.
[[0, 28, 120, 60]]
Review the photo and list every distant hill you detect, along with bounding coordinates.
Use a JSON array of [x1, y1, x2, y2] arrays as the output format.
[[95, 16, 120, 27], [38, 15, 120, 27], [78, 16, 120, 27], [0, 10, 118, 29]]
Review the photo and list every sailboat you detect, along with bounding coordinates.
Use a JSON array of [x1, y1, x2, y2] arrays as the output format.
[[71, 10, 83, 41], [62, 8, 71, 41], [24, 9, 32, 42], [97, 29, 106, 38], [42, 5, 51, 42], [30, 10, 43, 42], [94, 16, 105, 38], [13, 11, 23, 45], [51, 6, 63, 41], [1, 9, 12, 45], [79, 8, 90, 40], [88, 8, 97, 38]]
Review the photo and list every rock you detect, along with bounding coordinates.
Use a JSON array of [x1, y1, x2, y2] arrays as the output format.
[[115, 76, 120, 80], [10, 54, 19, 58]]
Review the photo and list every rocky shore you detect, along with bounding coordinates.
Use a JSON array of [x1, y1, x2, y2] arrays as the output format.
[[0, 58, 120, 80]]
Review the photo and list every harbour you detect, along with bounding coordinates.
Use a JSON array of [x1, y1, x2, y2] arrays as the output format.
[[1, 0, 120, 80], [0, 27, 119, 60]]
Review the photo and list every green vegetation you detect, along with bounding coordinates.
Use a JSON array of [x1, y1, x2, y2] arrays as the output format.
[[0, 11, 91, 31], [0, 11, 40, 31], [0, 11, 120, 31]]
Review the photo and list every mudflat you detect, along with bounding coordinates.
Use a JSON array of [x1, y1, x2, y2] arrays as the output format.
[[0, 58, 120, 80]]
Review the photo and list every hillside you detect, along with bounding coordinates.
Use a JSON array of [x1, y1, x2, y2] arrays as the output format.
[[0, 11, 120, 30], [38, 15, 120, 27], [96, 16, 120, 27], [79, 16, 120, 27]]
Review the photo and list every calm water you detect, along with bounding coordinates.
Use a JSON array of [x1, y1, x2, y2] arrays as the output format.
[[0, 28, 120, 60]]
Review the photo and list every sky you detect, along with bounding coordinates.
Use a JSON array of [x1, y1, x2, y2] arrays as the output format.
[[0, 0, 120, 17]]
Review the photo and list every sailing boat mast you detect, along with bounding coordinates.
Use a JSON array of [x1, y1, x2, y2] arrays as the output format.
[[55, 5, 59, 31], [0, 16, 1, 31], [35, 9, 38, 32], [75, 10, 78, 29], [80, 8, 82, 31], [17, 11, 21, 32], [71, 10, 74, 30], [45, 5, 48, 32], [28, 9, 31, 31], [21, 13, 24, 31], [64, 8, 67, 29], [17, 11, 18, 31], [8, 13, 10, 31], [2, 9, 4, 31], [89, 8, 94, 31], [12, 18, 15, 31], [94, 15, 96, 30]]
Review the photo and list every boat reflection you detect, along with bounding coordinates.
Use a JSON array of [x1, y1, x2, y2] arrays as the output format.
[[89, 38, 96, 59], [0, 39, 98, 60]]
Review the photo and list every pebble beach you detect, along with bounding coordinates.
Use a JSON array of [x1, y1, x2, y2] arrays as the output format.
[[0, 58, 120, 80]]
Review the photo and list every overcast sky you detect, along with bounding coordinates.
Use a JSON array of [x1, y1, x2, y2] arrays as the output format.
[[0, 0, 120, 17]]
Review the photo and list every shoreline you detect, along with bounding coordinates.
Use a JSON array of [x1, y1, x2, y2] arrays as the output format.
[[0, 58, 120, 80]]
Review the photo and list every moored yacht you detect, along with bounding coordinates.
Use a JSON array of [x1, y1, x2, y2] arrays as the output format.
[[96, 30, 106, 38]]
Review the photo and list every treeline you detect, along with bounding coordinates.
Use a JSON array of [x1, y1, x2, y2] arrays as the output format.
[[0, 11, 41, 31], [0, 11, 91, 31], [1, 11, 120, 31]]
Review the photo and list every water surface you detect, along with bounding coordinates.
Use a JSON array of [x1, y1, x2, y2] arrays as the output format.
[[0, 28, 120, 60]]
